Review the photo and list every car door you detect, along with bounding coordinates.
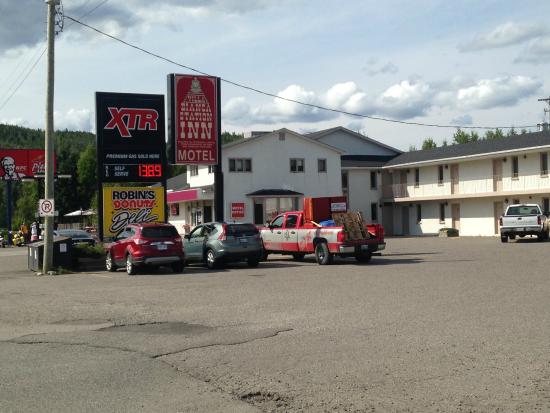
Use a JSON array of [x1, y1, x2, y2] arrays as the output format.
[[112, 228, 131, 262], [184, 225, 205, 261], [262, 215, 285, 251], [282, 213, 300, 251]]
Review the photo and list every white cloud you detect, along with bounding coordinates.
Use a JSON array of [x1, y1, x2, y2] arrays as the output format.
[[450, 114, 473, 126], [54, 108, 93, 132], [459, 22, 548, 51], [515, 37, 550, 64], [223, 74, 541, 126], [456, 76, 541, 110], [0, 118, 31, 128], [362, 59, 398, 76]]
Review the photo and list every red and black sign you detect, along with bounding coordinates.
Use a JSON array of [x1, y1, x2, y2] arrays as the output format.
[[95, 92, 166, 182], [230, 202, 245, 219], [167, 74, 219, 165], [0, 149, 55, 180]]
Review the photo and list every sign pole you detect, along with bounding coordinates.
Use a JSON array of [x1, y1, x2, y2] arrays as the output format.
[[43, 0, 58, 274], [6, 180, 12, 245], [214, 77, 224, 222]]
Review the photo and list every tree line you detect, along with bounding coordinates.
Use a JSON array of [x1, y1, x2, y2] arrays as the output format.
[[409, 127, 531, 152], [0, 123, 244, 229]]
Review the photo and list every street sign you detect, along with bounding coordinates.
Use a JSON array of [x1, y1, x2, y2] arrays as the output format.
[[39, 199, 55, 217]]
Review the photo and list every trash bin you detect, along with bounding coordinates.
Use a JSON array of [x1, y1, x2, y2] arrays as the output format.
[[28, 236, 74, 272]]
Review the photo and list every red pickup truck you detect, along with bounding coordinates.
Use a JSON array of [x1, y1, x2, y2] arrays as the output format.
[[260, 211, 385, 265]]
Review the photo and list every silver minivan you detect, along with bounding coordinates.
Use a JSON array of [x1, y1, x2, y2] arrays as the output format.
[[183, 222, 263, 269]]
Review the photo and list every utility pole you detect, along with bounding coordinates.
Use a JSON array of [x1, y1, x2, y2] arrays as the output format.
[[43, 0, 59, 274], [538, 97, 550, 130]]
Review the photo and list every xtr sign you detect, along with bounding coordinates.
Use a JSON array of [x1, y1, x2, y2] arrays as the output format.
[[105, 107, 159, 138]]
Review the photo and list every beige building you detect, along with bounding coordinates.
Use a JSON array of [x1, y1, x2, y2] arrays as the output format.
[[381, 131, 550, 236]]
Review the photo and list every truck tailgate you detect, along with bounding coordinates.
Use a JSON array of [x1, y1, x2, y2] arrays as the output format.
[[502, 216, 538, 227]]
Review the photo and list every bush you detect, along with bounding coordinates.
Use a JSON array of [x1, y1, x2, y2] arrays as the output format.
[[73, 243, 105, 259], [438, 227, 459, 237]]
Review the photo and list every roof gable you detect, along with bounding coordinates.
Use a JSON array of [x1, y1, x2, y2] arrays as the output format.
[[306, 126, 402, 155]]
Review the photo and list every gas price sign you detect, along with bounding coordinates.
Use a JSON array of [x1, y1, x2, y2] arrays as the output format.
[[96, 92, 166, 183]]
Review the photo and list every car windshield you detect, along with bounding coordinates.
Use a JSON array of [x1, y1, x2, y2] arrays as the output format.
[[141, 226, 179, 238], [226, 224, 258, 237], [57, 230, 90, 238], [506, 206, 540, 216]]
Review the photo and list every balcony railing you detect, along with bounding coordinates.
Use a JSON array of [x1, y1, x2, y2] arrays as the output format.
[[385, 174, 550, 199]]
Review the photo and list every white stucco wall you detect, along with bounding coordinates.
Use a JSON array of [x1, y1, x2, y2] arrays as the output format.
[[347, 169, 382, 223], [222, 130, 342, 222], [187, 166, 214, 188]]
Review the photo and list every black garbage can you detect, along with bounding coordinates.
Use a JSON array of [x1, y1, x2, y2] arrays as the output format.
[[28, 236, 74, 272]]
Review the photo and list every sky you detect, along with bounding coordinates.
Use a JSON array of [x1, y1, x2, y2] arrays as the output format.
[[1, 0, 550, 151]]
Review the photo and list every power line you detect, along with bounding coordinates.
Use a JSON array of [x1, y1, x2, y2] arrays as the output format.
[[0, 0, 110, 114], [64, 14, 539, 131]]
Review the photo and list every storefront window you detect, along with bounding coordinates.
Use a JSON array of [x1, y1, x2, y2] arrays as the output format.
[[262, 197, 298, 222], [265, 198, 278, 222]]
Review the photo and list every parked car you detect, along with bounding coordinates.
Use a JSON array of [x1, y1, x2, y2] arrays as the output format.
[[499, 203, 549, 242], [54, 229, 96, 246], [105, 223, 185, 275], [183, 222, 263, 269]]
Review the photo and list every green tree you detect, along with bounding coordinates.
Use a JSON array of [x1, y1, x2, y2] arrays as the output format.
[[221, 131, 244, 145], [421, 138, 437, 150], [469, 131, 479, 142], [408, 145, 417, 152], [506, 127, 517, 136], [76, 144, 97, 209], [484, 128, 505, 140], [13, 181, 39, 227], [452, 129, 471, 144]]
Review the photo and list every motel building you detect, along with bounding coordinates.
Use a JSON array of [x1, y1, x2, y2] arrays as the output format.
[[380, 130, 550, 236], [167, 127, 400, 232]]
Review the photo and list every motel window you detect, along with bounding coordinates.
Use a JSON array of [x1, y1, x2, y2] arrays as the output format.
[[229, 158, 252, 172], [208, 165, 214, 174], [318, 159, 327, 173], [541, 153, 548, 177], [370, 171, 377, 189], [417, 204, 422, 223], [512, 156, 519, 179], [439, 203, 445, 224], [438, 165, 444, 185], [189, 165, 199, 176], [290, 158, 305, 173], [170, 204, 180, 216], [371, 203, 378, 221], [414, 168, 420, 187]]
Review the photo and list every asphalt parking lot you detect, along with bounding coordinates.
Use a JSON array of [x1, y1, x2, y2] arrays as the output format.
[[0, 236, 549, 412]]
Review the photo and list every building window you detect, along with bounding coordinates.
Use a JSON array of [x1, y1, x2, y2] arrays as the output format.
[[414, 168, 420, 187], [512, 156, 519, 179], [290, 158, 305, 173], [229, 158, 252, 172], [371, 203, 378, 221], [170, 204, 180, 216], [341, 172, 348, 189], [208, 165, 214, 174], [439, 203, 445, 224], [318, 159, 327, 173], [416, 204, 422, 223], [513, 198, 520, 204], [541, 153, 548, 177], [190, 165, 199, 176], [370, 171, 377, 189], [438, 165, 444, 185]]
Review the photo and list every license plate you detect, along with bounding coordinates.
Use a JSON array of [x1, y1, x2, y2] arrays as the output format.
[[239, 238, 248, 243], [157, 244, 167, 250]]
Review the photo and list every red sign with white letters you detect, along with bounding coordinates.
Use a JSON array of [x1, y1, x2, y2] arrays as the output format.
[[171, 75, 218, 165], [231, 202, 245, 220], [0, 149, 55, 180]]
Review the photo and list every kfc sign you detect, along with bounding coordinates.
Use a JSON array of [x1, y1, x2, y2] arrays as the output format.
[[0, 149, 55, 180], [104, 107, 159, 137], [231, 202, 245, 220], [168, 74, 219, 165]]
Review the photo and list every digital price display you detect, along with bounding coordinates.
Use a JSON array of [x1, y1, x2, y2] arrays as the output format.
[[139, 164, 162, 177]]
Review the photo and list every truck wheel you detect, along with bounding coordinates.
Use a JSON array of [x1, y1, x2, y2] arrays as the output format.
[[509, 234, 516, 240], [355, 251, 372, 263], [247, 257, 260, 267], [292, 253, 305, 261], [537, 233, 545, 242], [105, 251, 117, 272], [126, 254, 137, 275], [500, 236, 508, 243], [315, 242, 333, 265]]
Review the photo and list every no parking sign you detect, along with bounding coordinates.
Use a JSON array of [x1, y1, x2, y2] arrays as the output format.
[[38, 199, 55, 217]]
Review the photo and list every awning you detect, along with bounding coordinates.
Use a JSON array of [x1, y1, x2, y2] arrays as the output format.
[[246, 189, 304, 197], [64, 209, 95, 216]]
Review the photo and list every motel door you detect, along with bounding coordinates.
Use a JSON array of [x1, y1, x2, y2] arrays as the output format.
[[492, 160, 503, 192], [401, 206, 410, 236], [451, 203, 460, 231], [450, 165, 459, 195]]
